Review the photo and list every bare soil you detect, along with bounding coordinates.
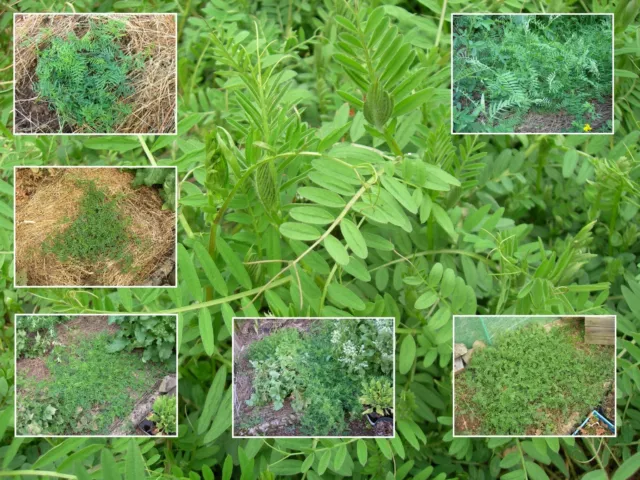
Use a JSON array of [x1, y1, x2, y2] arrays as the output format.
[[515, 97, 612, 133], [16, 358, 50, 381], [56, 315, 120, 346], [601, 389, 615, 422], [233, 318, 381, 437]]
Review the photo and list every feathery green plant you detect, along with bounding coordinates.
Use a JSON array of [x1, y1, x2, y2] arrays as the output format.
[[35, 19, 140, 132]]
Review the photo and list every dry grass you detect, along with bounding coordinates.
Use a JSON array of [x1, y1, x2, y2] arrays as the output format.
[[14, 13, 176, 134], [15, 168, 176, 286]]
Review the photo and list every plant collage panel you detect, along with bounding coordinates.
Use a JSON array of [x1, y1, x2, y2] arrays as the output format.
[[0, 1, 639, 480]]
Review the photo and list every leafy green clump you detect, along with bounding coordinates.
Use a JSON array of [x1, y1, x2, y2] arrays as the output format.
[[131, 168, 176, 211], [359, 377, 394, 416], [150, 395, 177, 434], [243, 320, 394, 436], [459, 325, 614, 435], [453, 15, 612, 132], [16, 315, 71, 358], [106, 315, 176, 365], [43, 180, 136, 269], [35, 19, 139, 132]]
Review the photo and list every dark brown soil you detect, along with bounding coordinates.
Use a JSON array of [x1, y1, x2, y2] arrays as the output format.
[[233, 318, 388, 437], [454, 373, 483, 435], [14, 74, 66, 134], [515, 97, 612, 133]]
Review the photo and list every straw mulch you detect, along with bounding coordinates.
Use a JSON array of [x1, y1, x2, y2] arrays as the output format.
[[15, 168, 176, 287], [14, 14, 176, 134]]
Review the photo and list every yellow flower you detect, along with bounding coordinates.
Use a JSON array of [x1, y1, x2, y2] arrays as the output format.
[[583, 124, 592, 132]]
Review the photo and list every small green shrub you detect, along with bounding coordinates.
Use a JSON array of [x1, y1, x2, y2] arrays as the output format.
[[106, 315, 176, 365], [42, 180, 137, 270], [359, 377, 394, 416], [35, 19, 141, 132], [150, 395, 177, 434]]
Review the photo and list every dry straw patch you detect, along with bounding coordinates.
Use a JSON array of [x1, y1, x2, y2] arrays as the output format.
[[14, 13, 176, 134], [15, 168, 176, 287]]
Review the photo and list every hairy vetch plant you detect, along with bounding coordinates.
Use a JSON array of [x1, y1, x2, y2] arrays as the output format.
[[35, 19, 139, 132]]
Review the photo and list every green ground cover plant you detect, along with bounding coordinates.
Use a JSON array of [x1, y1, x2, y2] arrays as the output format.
[[0, 0, 639, 478], [16, 320, 173, 436], [239, 319, 394, 436], [453, 15, 613, 133], [34, 19, 139, 132], [42, 180, 137, 270], [455, 324, 614, 435]]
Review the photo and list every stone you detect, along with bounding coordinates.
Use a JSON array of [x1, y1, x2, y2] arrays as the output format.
[[454, 343, 468, 358], [454, 357, 464, 372], [462, 348, 474, 364], [472, 340, 486, 352], [159, 375, 177, 393]]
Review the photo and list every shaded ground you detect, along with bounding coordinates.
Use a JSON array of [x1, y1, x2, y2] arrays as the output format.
[[454, 318, 615, 436], [16, 315, 173, 436], [515, 97, 612, 133], [233, 318, 381, 437]]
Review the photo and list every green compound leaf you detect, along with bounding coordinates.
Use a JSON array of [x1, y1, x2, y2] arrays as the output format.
[[324, 235, 350, 266], [357, 440, 368, 466], [280, 222, 322, 241], [198, 308, 214, 356], [398, 335, 416, 374], [340, 218, 368, 259]]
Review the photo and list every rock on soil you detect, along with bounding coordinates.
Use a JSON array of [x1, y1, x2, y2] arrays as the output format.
[[454, 343, 468, 358]]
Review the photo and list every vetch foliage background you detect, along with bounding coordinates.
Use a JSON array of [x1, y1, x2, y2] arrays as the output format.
[[0, 0, 639, 479]]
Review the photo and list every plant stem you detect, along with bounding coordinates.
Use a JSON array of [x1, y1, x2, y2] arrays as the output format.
[[138, 135, 157, 166], [0, 472, 77, 479]]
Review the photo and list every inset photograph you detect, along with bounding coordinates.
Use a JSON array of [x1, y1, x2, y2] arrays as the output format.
[[453, 315, 616, 437], [14, 13, 177, 134], [14, 166, 177, 288], [15, 314, 177, 437], [233, 317, 395, 437], [452, 14, 613, 134]]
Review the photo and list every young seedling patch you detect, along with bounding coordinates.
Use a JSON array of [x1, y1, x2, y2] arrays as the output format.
[[14, 167, 176, 287]]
